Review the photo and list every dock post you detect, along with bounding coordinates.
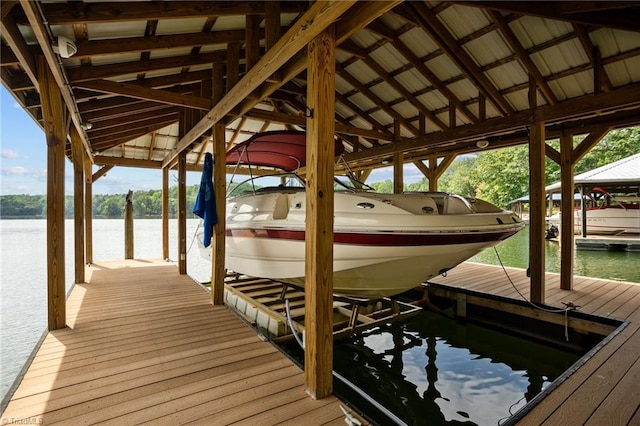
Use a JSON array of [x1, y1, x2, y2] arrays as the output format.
[[38, 55, 67, 330], [125, 190, 134, 259]]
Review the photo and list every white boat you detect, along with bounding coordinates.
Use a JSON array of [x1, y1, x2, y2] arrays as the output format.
[[197, 131, 525, 298], [548, 196, 640, 235], [549, 197, 640, 235]]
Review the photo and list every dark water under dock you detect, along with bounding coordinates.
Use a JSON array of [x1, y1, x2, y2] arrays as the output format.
[[283, 308, 585, 426]]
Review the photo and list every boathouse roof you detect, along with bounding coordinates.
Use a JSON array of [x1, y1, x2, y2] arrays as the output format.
[[546, 152, 640, 193], [2, 1, 640, 173]]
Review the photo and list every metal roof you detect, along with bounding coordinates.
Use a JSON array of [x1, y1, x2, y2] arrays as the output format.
[[547, 153, 640, 191], [2, 1, 640, 174]]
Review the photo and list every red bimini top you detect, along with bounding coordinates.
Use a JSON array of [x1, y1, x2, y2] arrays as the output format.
[[225, 131, 344, 172]]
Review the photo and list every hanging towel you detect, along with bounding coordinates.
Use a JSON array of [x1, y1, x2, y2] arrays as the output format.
[[193, 152, 218, 247]]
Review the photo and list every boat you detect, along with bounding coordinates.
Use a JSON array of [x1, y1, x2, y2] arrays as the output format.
[[197, 131, 525, 298], [547, 189, 640, 235]]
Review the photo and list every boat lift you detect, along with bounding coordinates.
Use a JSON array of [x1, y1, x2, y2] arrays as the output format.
[[217, 272, 423, 341]]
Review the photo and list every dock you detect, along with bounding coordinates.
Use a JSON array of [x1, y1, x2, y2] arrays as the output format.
[[429, 262, 640, 425], [3, 259, 640, 425], [0, 260, 365, 425], [574, 234, 640, 252]]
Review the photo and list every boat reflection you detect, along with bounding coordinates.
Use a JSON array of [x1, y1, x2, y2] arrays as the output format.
[[333, 310, 582, 425]]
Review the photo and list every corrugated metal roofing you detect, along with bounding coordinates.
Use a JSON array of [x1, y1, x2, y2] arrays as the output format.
[[2, 1, 640, 171], [546, 153, 640, 191]]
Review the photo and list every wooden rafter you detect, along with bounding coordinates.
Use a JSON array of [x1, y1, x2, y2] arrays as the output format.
[[88, 107, 180, 133], [402, 2, 514, 116], [345, 83, 640, 163], [74, 79, 213, 110], [366, 19, 474, 127], [336, 63, 419, 135], [67, 51, 228, 83], [487, 9, 558, 106], [162, 0, 362, 168], [457, 1, 640, 33], [36, 2, 309, 25], [20, 0, 93, 162]]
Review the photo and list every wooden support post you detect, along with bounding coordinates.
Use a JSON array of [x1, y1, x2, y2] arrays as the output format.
[[124, 191, 134, 259], [560, 131, 574, 290], [162, 167, 169, 260], [84, 157, 93, 265], [529, 121, 546, 303], [393, 151, 404, 194], [580, 184, 588, 238], [178, 151, 187, 274], [38, 55, 67, 330], [305, 25, 335, 400], [70, 126, 85, 283], [428, 159, 437, 192], [393, 120, 403, 194], [211, 62, 227, 305]]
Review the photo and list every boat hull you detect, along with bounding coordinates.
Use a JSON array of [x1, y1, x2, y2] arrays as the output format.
[[218, 228, 520, 298], [548, 206, 640, 235]]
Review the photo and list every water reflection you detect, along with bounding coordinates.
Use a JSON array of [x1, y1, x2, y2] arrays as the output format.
[[332, 310, 581, 426], [471, 226, 640, 283]]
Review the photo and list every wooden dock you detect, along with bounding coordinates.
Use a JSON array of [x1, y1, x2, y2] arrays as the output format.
[[429, 262, 640, 425], [1, 260, 365, 425]]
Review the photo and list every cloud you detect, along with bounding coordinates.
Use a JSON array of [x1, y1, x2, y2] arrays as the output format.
[[1, 166, 29, 176], [1, 149, 24, 159]]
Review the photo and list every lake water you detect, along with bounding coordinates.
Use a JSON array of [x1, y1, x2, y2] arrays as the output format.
[[1, 219, 637, 414]]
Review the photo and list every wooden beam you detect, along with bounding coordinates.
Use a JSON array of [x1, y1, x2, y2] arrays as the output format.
[[236, 0, 401, 121], [572, 126, 611, 164], [162, 167, 169, 260], [393, 121, 403, 194], [529, 121, 546, 304], [245, 14, 261, 72], [345, 84, 640, 163], [67, 51, 227, 83], [92, 164, 114, 182], [88, 107, 179, 132], [178, 150, 187, 274], [488, 9, 558, 105], [211, 62, 226, 306], [405, 2, 513, 116], [1, 10, 38, 88], [457, 1, 640, 33], [73, 29, 254, 58], [20, 0, 93, 163], [560, 131, 574, 291], [38, 55, 67, 330], [211, 122, 226, 305], [305, 24, 336, 400], [75, 79, 213, 110], [70, 126, 85, 284], [163, 0, 357, 168], [84, 158, 93, 264], [336, 63, 420, 135], [41, 1, 308, 25]]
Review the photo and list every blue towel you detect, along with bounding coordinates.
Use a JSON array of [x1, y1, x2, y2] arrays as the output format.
[[193, 152, 218, 247]]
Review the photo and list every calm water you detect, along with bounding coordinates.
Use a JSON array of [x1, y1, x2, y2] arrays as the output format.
[[330, 311, 581, 425], [471, 226, 640, 283], [1, 220, 637, 415]]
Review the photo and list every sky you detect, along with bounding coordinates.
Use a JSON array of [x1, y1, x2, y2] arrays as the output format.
[[0, 86, 423, 196]]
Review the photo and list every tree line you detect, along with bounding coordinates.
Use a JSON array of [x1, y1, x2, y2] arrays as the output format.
[[0, 185, 203, 219], [1, 128, 637, 218], [370, 127, 639, 207]]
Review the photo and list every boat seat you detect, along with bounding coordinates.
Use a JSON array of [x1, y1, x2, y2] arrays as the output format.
[[273, 193, 289, 219]]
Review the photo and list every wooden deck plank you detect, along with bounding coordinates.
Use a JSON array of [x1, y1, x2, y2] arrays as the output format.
[[1, 260, 365, 425], [583, 356, 640, 425]]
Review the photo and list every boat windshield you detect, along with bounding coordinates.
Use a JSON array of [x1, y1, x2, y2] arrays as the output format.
[[227, 172, 374, 197], [227, 173, 305, 198]]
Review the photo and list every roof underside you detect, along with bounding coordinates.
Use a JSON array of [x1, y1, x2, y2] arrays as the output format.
[[2, 1, 640, 174]]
